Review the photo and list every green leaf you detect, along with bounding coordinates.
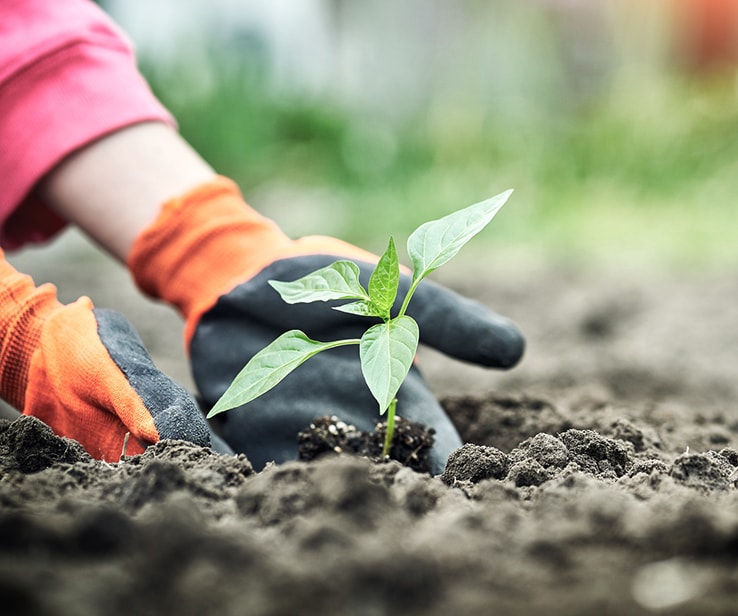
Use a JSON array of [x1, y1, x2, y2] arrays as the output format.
[[268, 260, 369, 304], [367, 236, 400, 319], [207, 330, 360, 417], [407, 189, 513, 283], [333, 299, 384, 317], [359, 316, 419, 414]]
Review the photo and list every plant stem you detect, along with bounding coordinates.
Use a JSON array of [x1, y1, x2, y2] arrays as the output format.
[[382, 398, 397, 458], [398, 276, 422, 317]]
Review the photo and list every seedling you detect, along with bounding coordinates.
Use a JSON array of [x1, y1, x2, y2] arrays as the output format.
[[207, 189, 513, 457]]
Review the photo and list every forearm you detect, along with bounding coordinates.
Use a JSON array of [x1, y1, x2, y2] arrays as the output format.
[[36, 122, 215, 262]]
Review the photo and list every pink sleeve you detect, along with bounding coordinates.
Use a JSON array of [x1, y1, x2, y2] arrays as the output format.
[[0, 0, 175, 250]]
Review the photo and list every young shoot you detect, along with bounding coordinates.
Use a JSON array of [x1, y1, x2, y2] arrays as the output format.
[[207, 189, 513, 458]]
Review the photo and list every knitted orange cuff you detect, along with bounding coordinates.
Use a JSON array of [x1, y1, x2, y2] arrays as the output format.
[[127, 177, 291, 343], [0, 254, 63, 410]]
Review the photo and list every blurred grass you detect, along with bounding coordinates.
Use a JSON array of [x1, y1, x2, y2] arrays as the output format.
[[143, 57, 738, 271]]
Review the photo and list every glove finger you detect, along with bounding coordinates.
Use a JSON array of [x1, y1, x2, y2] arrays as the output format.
[[406, 278, 525, 369], [196, 255, 523, 379], [95, 308, 211, 448]]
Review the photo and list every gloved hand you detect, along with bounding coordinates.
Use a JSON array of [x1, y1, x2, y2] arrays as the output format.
[[129, 177, 524, 474], [0, 252, 211, 460]]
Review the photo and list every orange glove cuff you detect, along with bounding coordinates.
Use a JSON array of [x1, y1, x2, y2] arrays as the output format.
[[0, 256, 60, 410], [128, 176, 377, 344]]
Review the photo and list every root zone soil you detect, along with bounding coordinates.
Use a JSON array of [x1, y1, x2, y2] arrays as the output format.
[[297, 415, 436, 473], [3, 267, 738, 616]]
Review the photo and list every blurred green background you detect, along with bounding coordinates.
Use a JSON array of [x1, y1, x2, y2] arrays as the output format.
[[105, 0, 738, 270]]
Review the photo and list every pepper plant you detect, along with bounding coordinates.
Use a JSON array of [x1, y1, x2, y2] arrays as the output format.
[[207, 189, 513, 456]]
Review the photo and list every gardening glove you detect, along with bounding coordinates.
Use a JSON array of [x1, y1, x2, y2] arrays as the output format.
[[128, 177, 525, 474], [0, 252, 211, 460]]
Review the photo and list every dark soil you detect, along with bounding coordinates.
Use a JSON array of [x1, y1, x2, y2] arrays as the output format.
[[297, 415, 435, 473], [5, 238, 738, 615]]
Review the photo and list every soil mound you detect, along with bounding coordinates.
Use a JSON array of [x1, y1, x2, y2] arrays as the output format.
[[3, 390, 738, 616], [4, 262, 738, 615]]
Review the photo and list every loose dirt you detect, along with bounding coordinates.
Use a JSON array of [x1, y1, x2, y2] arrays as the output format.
[[3, 233, 738, 615]]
